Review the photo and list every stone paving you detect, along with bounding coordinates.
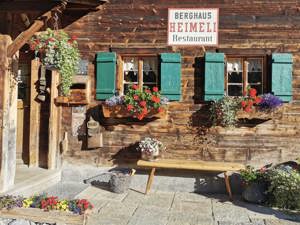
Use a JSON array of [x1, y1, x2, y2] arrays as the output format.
[[75, 187, 300, 225]]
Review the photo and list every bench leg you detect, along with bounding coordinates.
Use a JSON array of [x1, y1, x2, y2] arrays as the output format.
[[145, 168, 156, 194], [224, 172, 233, 201]]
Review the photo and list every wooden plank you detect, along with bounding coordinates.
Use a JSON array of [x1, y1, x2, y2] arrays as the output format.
[[29, 59, 41, 167], [0, 208, 84, 225], [48, 70, 60, 169], [137, 159, 245, 172]]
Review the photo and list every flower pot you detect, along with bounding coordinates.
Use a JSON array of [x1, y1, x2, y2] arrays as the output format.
[[141, 150, 160, 161], [242, 182, 267, 204]]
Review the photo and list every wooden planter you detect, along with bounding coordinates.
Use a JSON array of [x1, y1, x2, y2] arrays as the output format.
[[102, 104, 166, 119], [0, 208, 89, 225], [55, 96, 88, 105], [236, 109, 274, 120]]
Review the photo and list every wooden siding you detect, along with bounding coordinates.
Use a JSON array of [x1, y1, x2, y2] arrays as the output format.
[[58, 1, 300, 167], [2, 1, 300, 167]]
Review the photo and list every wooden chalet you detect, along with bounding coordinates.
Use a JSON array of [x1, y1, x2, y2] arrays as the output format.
[[0, 0, 300, 192]]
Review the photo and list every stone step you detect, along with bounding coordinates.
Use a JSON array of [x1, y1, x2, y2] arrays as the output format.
[[4, 167, 61, 197]]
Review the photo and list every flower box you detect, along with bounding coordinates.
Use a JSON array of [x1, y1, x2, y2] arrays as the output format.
[[55, 95, 89, 105], [102, 104, 166, 119], [236, 107, 283, 120], [0, 207, 89, 225]]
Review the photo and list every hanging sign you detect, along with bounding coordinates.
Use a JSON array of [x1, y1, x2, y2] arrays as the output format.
[[168, 8, 219, 46]]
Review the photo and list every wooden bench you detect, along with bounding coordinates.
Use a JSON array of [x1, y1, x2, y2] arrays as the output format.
[[137, 159, 245, 200]]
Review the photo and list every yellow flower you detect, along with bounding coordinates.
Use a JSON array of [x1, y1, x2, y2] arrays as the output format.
[[23, 198, 33, 208], [57, 200, 69, 211]]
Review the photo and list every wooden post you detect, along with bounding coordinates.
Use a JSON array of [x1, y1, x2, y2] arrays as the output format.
[[0, 35, 17, 192], [224, 172, 233, 200], [138, 59, 143, 90], [29, 59, 40, 167], [48, 70, 60, 169], [145, 168, 156, 194]]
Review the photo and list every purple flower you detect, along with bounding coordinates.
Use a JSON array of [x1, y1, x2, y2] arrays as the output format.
[[105, 95, 124, 106], [258, 94, 283, 111]]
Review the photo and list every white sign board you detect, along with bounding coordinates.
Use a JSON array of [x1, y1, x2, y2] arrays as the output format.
[[168, 8, 219, 46]]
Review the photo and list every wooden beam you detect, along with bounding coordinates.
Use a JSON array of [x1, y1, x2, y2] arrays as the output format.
[[7, 3, 67, 58], [48, 70, 60, 169], [20, 13, 31, 28], [0, 2, 57, 12], [29, 59, 41, 167]]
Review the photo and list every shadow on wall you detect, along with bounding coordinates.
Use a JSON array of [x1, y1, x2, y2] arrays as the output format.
[[109, 142, 141, 166], [193, 56, 205, 104]]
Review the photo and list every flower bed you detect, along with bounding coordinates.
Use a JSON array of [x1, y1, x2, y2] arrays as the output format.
[[103, 85, 168, 120], [0, 194, 93, 225]]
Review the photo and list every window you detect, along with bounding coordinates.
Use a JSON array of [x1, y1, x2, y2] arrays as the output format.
[[120, 56, 158, 94], [226, 57, 264, 96], [96, 52, 181, 101]]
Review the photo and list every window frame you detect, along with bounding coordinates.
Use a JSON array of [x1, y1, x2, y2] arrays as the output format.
[[225, 55, 267, 96], [116, 54, 159, 95]]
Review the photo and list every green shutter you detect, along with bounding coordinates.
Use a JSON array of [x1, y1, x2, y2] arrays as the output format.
[[160, 53, 181, 101], [96, 52, 116, 100], [204, 52, 225, 101], [271, 53, 293, 102]]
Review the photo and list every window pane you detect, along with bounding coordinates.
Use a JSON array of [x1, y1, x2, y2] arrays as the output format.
[[248, 72, 262, 84], [248, 59, 262, 72], [228, 85, 243, 96], [228, 72, 243, 83], [143, 71, 157, 83], [123, 57, 138, 82], [227, 59, 242, 72], [142, 57, 158, 83], [124, 70, 138, 82]]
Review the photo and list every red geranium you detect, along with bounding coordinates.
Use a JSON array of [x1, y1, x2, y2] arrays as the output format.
[[127, 104, 134, 111], [254, 97, 262, 104], [151, 96, 160, 103], [241, 101, 246, 108], [132, 84, 138, 90], [139, 101, 147, 107], [133, 95, 139, 100], [153, 86, 159, 92], [249, 88, 257, 98]]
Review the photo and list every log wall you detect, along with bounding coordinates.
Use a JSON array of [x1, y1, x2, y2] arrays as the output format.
[[59, 0, 300, 167]]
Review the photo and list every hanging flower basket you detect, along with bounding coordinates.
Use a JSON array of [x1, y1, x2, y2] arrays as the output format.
[[29, 28, 80, 96]]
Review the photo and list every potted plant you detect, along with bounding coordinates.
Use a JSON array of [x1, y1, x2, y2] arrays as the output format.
[[29, 28, 80, 97], [240, 166, 268, 204], [103, 85, 169, 120], [210, 96, 241, 127], [137, 137, 166, 161]]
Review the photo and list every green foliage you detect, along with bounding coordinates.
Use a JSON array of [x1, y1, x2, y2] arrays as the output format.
[[267, 168, 300, 210], [123, 85, 165, 120], [240, 166, 267, 185], [30, 29, 80, 96], [210, 96, 241, 127]]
